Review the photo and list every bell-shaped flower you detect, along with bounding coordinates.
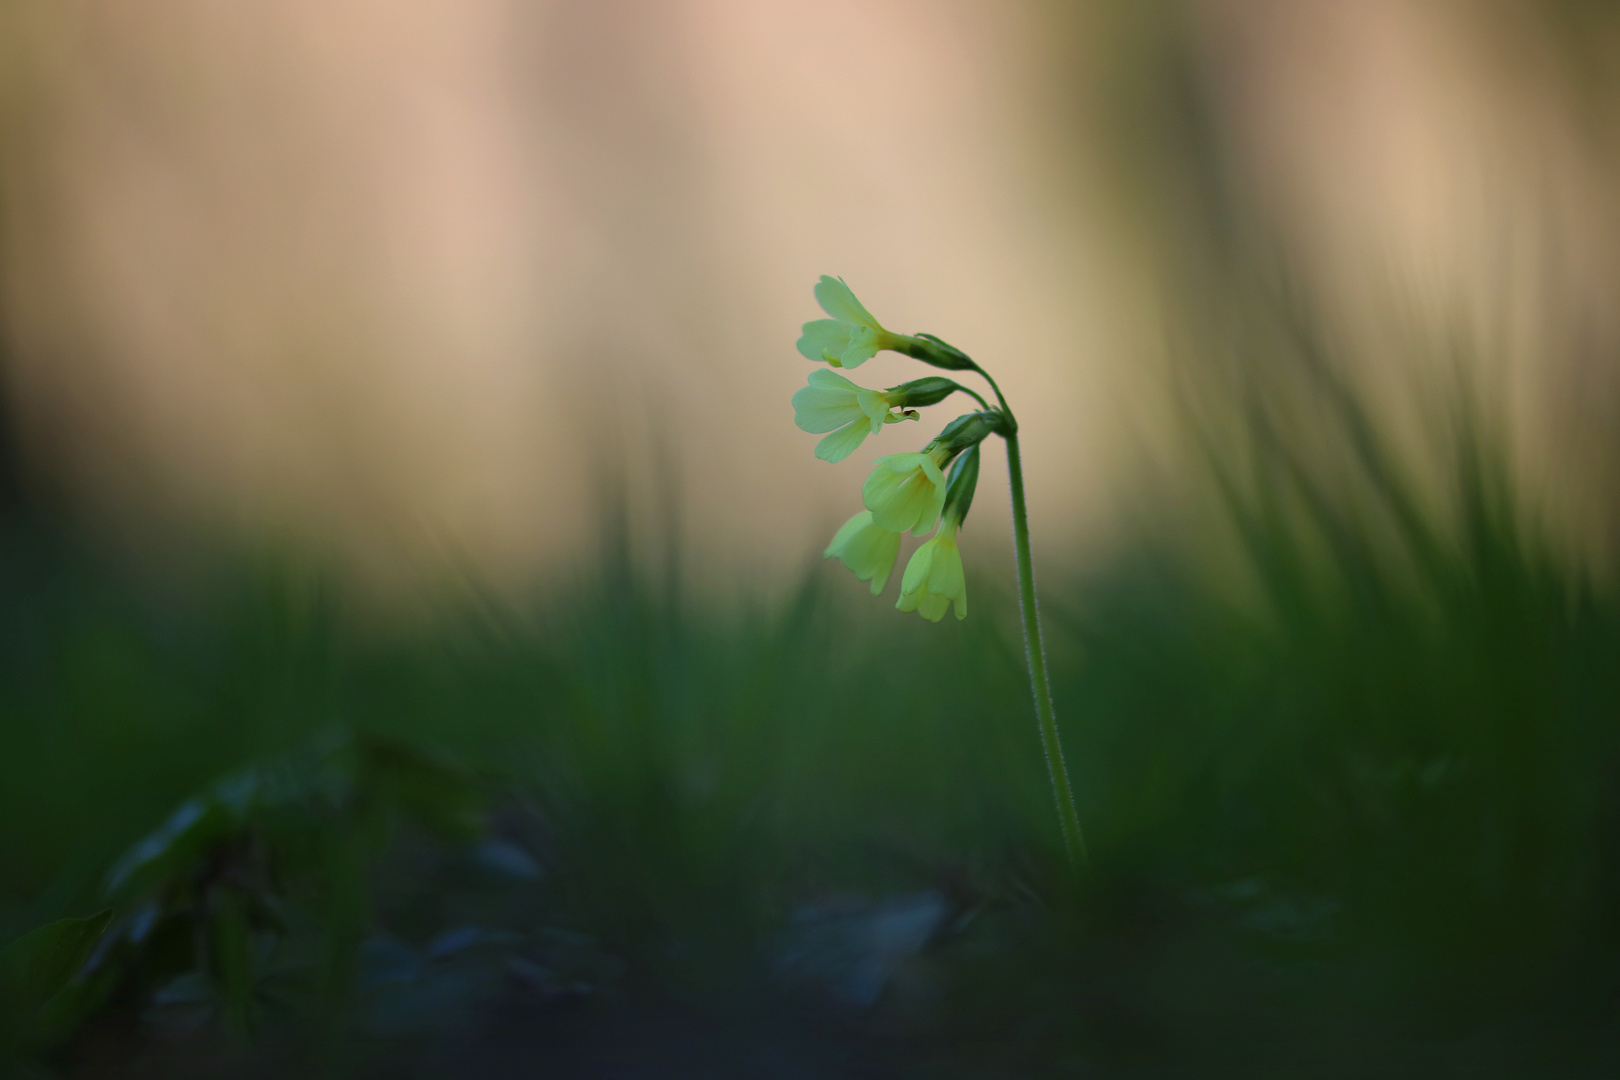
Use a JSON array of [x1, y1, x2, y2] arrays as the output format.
[[862, 446, 950, 535], [897, 517, 967, 622], [824, 510, 902, 595], [796, 276, 908, 369], [791, 369, 917, 462]]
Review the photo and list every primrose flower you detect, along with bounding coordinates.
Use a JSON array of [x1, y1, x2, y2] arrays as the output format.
[[796, 276, 909, 369], [862, 445, 950, 535], [897, 517, 967, 622], [792, 369, 918, 462], [824, 510, 902, 595]]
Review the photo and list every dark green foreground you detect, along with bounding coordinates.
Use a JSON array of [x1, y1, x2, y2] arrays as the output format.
[[3, 410, 1620, 1078]]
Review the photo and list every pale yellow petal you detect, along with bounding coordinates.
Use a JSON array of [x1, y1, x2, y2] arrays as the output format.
[[862, 468, 908, 529], [815, 419, 873, 463], [870, 452, 928, 474], [844, 520, 901, 593], [910, 492, 946, 537], [899, 536, 936, 599], [930, 533, 967, 619], [895, 522, 968, 622], [797, 320, 854, 362], [855, 389, 890, 433], [814, 275, 882, 330], [927, 535, 962, 596], [827, 510, 901, 593], [825, 510, 875, 558], [807, 368, 861, 391], [919, 455, 947, 489], [863, 452, 950, 534], [868, 472, 927, 533], [793, 383, 864, 433]]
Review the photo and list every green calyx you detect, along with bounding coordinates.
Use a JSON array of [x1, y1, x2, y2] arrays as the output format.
[[934, 410, 1008, 454], [894, 332, 977, 372], [886, 376, 965, 409]]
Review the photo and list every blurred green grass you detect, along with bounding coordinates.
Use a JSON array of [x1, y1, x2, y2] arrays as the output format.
[[3, 350, 1620, 1073]]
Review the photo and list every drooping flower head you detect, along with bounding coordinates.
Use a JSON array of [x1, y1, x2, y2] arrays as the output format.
[[824, 510, 902, 595], [897, 518, 967, 622], [791, 370, 917, 462], [796, 276, 908, 369], [862, 443, 951, 535]]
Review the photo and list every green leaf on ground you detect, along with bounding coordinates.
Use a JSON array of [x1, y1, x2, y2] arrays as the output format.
[[0, 910, 113, 1041]]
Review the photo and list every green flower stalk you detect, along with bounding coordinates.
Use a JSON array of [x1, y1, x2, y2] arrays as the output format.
[[790, 276, 1088, 871]]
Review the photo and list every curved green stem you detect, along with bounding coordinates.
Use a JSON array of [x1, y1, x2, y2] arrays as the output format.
[[938, 359, 1084, 868], [1004, 429, 1088, 871], [956, 384, 993, 411], [972, 365, 1010, 415]]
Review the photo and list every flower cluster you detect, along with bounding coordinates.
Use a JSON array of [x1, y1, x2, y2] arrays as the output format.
[[788, 274, 1087, 869], [791, 277, 999, 622]]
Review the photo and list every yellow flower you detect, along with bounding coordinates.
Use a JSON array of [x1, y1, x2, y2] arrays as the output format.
[[796, 276, 908, 369], [897, 517, 967, 622], [791, 370, 917, 463], [824, 510, 902, 595], [862, 446, 949, 535]]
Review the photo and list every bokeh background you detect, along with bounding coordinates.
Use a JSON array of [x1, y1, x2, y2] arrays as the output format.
[[5, 1, 1620, 1075], [5, 1, 1620, 587], [0, 0, 1125, 590]]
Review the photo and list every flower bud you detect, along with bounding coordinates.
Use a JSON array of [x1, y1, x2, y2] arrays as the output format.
[[942, 444, 981, 526]]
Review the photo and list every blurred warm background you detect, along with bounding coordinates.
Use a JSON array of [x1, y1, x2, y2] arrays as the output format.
[[5, 0, 1620, 593], [0, 1, 1119, 590], [4, 0, 1612, 592]]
